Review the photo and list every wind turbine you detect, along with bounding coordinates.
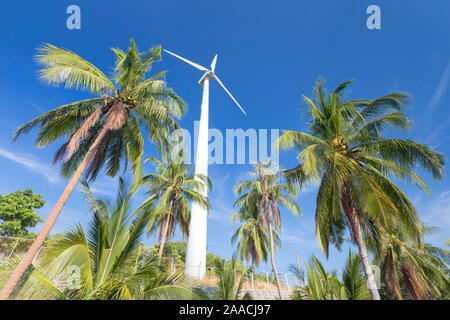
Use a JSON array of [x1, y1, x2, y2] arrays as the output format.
[[163, 49, 246, 279]]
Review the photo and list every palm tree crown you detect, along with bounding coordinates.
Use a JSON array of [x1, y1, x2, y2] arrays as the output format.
[[142, 156, 211, 258], [212, 257, 252, 300], [14, 40, 186, 181], [231, 203, 281, 267], [294, 251, 370, 300], [234, 162, 301, 229], [372, 224, 450, 300]]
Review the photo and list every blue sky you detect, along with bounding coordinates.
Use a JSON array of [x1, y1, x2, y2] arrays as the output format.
[[0, 0, 449, 278]]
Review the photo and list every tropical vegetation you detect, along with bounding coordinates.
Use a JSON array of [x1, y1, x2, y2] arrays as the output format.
[[0, 179, 195, 299], [0, 39, 448, 301], [233, 162, 301, 299], [0, 40, 186, 299], [292, 251, 370, 300], [0, 189, 45, 237], [278, 79, 445, 299], [141, 156, 211, 259]]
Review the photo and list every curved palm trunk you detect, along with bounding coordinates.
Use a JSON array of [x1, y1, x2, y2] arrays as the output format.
[[268, 221, 283, 300], [158, 215, 170, 260], [342, 192, 381, 300], [167, 216, 175, 243], [0, 127, 111, 300], [385, 254, 403, 300], [157, 200, 173, 260], [401, 266, 428, 300]]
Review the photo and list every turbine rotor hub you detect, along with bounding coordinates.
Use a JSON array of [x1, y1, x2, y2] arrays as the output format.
[[198, 71, 214, 86]]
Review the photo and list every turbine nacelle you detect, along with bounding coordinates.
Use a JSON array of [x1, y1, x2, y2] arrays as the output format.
[[198, 71, 214, 86], [198, 55, 218, 85]]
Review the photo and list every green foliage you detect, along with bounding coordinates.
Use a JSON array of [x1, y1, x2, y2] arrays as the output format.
[[293, 251, 369, 300], [293, 255, 343, 300], [206, 252, 221, 267], [142, 157, 211, 256], [372, 225, 450, 300], [212, 257, 252, 300], [0, 189, 45, 237], [234, 162, 300, 230], [224, 259, 245, 271], [146, 241, 187, 265], [233, 162, 299, 297], [43, 233, 65, 248], [278, 79, 446, 301], [0, 179, 196, 300], [231, 206, 280, 267], [287, 264, 305, 285], [233, 162, 298, 260], [143, 243, 247, 277], [342, 250, 370, 300], [162, 241, 187, 264], [278, 79, 444, 257]]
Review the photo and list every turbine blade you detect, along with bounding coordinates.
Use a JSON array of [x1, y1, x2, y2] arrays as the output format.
[[163, 49, 209, 72], [211, 54, 218, 72], [213, 74, 247, 116]]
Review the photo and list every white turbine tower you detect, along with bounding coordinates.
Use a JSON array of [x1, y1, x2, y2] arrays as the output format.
[[163, 49, 246, 279]]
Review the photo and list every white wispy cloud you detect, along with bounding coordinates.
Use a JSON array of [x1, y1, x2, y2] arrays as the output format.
[[0, 146, 59, 184], [76, 179, 117, 197], [25, 100, 44, 114], [76, 185, 116, 197], [209, 205, 234, 225], [428, 60, 450, 113], [280, 213, 319, 249], [424, 60, 450, 145], [300, 180, 320, 194], [89, 186, 115, 196], [431, 134, 450, 149], [280, 227, 319, 249], [0, 145, 118, 196], [426, 115, 450, 145], [207, 168, 239, 225], [421, 190, 450, 230]]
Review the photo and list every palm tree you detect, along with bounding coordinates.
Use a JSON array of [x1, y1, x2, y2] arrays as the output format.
[[342, 250, 371, 300], [142, 156, 211, 259], [0, 178, 195, 300], [373, 225, 450, 300], [288, 259, 305, 287], [212, 257, 252, 300], [0, 41, 186, 299], [294, 251, 370, 300], [231, 204, 281, 268], [294, 255, 343, 300], [234, 162, 301, 299], [278, 79, 445, 300]]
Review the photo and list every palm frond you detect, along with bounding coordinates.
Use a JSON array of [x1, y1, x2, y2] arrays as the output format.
[[35, 43, 116, 94]]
